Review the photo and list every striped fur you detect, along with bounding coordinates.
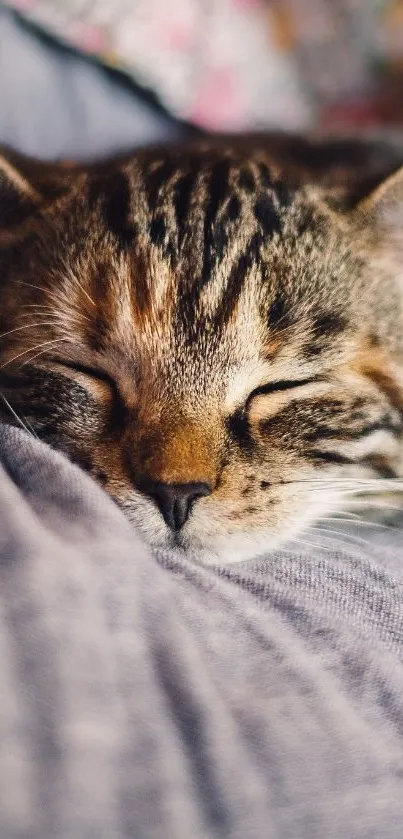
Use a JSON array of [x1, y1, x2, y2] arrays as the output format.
[[0, 138, 403, 561]]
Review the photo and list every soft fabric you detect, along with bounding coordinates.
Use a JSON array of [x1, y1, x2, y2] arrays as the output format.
[[1, 423, 403, 838], [3, 0, 311, 132], [0, 5, 182, 160], [4, 0, 403, 131]]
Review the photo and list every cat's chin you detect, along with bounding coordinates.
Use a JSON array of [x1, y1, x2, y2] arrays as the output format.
[[116, 489, 341, 563], [117, 490, 339, 564], [141, 527, 287, 565]]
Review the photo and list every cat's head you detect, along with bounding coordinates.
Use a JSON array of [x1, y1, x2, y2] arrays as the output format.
[[0, 140, 403, 562]]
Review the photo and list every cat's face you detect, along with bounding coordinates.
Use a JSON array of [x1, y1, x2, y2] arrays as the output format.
[[1, 142, 403, 562]]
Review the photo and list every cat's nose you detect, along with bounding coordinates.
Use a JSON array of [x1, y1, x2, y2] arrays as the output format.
[[135, 477, 212, 531]]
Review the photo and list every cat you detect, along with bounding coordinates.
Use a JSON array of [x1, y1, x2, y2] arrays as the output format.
[[0, 136, 402, 563]]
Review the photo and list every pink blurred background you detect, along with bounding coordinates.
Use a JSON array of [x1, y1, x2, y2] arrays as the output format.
[[4, 0, 403, 135]]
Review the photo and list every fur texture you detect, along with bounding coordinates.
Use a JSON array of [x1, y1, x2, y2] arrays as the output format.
[[0, 136, 403, 562]]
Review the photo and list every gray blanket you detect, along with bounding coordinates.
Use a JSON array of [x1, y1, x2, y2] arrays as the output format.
[[0, 6, 182, 160], [1, 424, 403, 838]]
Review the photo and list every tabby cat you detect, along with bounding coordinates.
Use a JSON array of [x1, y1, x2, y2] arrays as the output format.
[[0, 137, 402, 562]]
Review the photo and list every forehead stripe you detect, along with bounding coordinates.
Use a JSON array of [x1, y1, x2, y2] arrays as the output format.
[[89, 171, 136, 249], [201, 158, 232, 288]]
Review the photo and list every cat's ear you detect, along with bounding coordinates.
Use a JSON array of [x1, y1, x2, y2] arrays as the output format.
[[0, 153, 40, 199], [0, 150, 42, 227], [353, 165, 403, 238], [0, 148, 75, 231]]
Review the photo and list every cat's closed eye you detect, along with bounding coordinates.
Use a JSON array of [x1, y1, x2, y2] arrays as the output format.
[[48, 359, 120, 403], [247, 377, 327, 422], [248, 377, 320, 402], [49, 359, 116, 387]]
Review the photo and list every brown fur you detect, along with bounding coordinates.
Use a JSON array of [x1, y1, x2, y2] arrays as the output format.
[[0, 135, 403, 562]]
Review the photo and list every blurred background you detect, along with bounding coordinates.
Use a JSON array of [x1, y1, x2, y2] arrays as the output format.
[[0, 0, 402, 161]]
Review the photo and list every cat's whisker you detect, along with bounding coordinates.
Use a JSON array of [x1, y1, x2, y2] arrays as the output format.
[[19, 349, 53, 368], [346, 499, 403, 514], [0, 322, 60, 341], [22, 415, 39, 440], [284, 536, 335, 553], [20, 310, 91, 331], [316, 516, 397, 531], [20, 310, 58, 319], [19, 340, 72, 368], [301, 485, 358, 492], [342, 487, 403, 497], [294, 477, 403, 486], [0, 338, 72, 370], [20, 304, 62, 315], [15, 280, 70, 307], [15, 280, 53, 293], [21, 303, 54, 308], [54, 258, 97, 309], [70, 277, 96, 308], [308, 525, 382, 550], [307, 481, 403, 494], [279, 478, 403, 491], [21, 305, 91, 324], [329, 511, 362, 520], [16, 283, 87, 329], [0, 393, 36, 439]]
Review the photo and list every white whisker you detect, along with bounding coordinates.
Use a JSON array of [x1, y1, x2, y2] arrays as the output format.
[[310, 482, 403, 495], [19, 341, 72, 368], [1, 338, 72, 370], [285, 535, 335, 552], [71, 277, 96, 308], [21, 305, 91, 324], [309, 526, 379, 550], [22, 415, 39, 440], [328, 510, 361, 520], [0, 394, 35, 438], [52, 258, 97, 309], [317, 516, 395, 531], [0, 322, 58, 341], [16, 280, 69, 306], [346, 499, 403, 514], [299, 477, 403, 487]]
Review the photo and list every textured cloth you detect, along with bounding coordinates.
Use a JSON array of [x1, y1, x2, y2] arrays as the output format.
[[1, 424, 403, 838], [3, 0, 311, 132], [0, 6, 182, 161], [4, 0, 403, 131]]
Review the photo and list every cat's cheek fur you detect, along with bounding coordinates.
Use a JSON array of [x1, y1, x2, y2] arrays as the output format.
[[178, 489, 339, 563]]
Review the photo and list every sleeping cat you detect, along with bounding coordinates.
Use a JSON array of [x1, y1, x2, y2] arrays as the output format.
[[0, 136, 402, 562]]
